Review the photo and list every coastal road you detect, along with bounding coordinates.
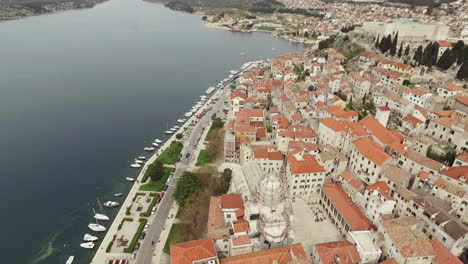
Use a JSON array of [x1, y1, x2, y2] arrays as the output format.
[[135, 83, 230, 264]]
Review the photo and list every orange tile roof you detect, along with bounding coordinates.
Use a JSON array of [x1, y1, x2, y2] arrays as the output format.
[[431, 240, 463, 264], [288, 149, 326, 174], [232, 219, 250, 234], [374, 67, 400, 79], [403, 88, 430, 97], [340, 171, 364, 191], [360, 116, 400, 146], [207, 196, 229, 239], [352, 138, 391, 165], [322, 183, 374, 231], [367, 181, 394, 200], [221, 194, 244, 209], [417, 171, 431, 180], [456, 153, 468, 163], [456, 95, 468, 106], [404, 115, 424, 127], [231, 89, 247, 100], [289, 141, 318, 152], [379, 258, 399, 264], [315, 240, 361, 264], [444, 82, 461, 91], [171, 238, 217, 264], [382, 216, 435, 258], [438, 40, 452, 48], [435, 178, 448, 187], [253, 148, 283, 161], [231, 235, 252, 247], [320, 118, 346, 132], [236, 125, 256, 133], [432, 117, 457, 128], [220, 243, 309, 264]]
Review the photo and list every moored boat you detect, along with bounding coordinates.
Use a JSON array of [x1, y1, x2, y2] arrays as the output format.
[[130, 163, 141, 168], [165, 130, 174, 134], [135, 159, 144, 164], [94, 212, 109, 221], [103, 201, 119, 207], [83, 234, 98, 241], [154, 139, 163, 143], [114, 193, 123, 197], [137, 156, 146, 160], [177, 119, 185, 123], [88, 223, 106, 232], [126, 177, 134, 182], [152, 142, 159, 147], [144, 147, 155, 152], [66, 256, 74, 264], [80, 242, 95, 249]]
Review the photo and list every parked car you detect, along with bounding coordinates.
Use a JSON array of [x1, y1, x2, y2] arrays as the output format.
[[135, 242, 141, 250], [163, 184, 169, 191], [139, 232, 146, 240], [143, 224, 149, 232]]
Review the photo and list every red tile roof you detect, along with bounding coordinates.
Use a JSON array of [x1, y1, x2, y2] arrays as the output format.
[[231, 235, 252, 247], [171, 238, 217, 264], [220, 243, 309, 264], [367, 181, 394, 200], [438, 40, 452, 48], [207, 196, 229, 239], [322, 183, 374, 231], [443, 166, 468, 184], [403, 88, 430, 97], [360, 116, 401, 146], [431, 240, 463, 264], [288, 149, 326, 174], [379, 258, 399, 264], [253, 148, 283, 160], [315, 240, 361, 264], [221, 194, 244, 209], [340, 171, 364, 191], [232, 219, 250, 234], [444, 82, 462, 91], [352, 138, 391, 165]]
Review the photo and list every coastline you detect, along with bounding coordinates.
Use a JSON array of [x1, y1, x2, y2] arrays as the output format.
[[0, 0, 108, 21]]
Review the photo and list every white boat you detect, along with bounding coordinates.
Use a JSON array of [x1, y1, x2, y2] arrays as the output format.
[[103, 201, 119, 207], [126, 177, 134, 182], [165, 130, 174, 134], [170, 127, 177, 131], [173, 126, 180, 129], [177, 119, 185, 123], [152, 142, 159, 147], [94, 213, 109, 221], [138, 156, 146, 160], [88, 223, 106, 232], [66, 256, 74, 264], [80, 242, 95, 249], [83, 234, 98, 241], [144, 147, 155, 152], [114, 193, 123, 197], [154, 139, 163, 143], [272, 48, 276, 51], [185, 112, 192, 117], [130, 163, 141, 168], [135, 159, 144, 164], [205, 87, 215, 94]]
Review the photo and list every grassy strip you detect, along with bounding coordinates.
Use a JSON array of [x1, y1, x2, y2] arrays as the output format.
[[106, 235, 117, 253], [132, 192, 145, 202], [123, 218, 147, 254], [163, 223, 182, 255], [125, 205, 132, 216], [140, 193, 160, 217], [142, 141, 183, 183], [257, 26, 276, 31], [139, 167, 171, 192], [118, 218, 133, 231], [196, 150, 213, 167], [205, 119, 224, 141]]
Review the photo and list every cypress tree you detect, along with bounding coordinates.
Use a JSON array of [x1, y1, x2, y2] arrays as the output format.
[[398, 42, 403, 57], [422, 42, 432, 66], [451, 40, 465, 65], [437, 49, 454, 70], [430, 42, 439, 67], [390, 32, 398, 56], [456, 61, 468, 80], [413, 45, 423, 66], [375, 35, 380, 49], [405, 45, 410, 56]]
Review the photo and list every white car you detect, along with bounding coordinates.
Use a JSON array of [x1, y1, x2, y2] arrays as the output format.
[[143, 224, 150, 232]]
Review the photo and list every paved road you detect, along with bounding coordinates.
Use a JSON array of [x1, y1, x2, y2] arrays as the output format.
[[135, 82, 230, 264]]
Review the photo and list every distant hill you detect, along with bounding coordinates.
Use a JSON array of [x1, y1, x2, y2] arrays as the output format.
[[320, 0, 455, 8], [0, 0, 106, 19]]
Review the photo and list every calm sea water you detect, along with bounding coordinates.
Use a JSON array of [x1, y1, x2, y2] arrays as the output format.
[[0, 1, 305, 263]]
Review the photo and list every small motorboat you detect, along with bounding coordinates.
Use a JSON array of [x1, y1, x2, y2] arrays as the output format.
[[154, 139, 163, 143], [152, 142, 159, 147], [184, 112, 192, 117], [135, 159, 144, 164], [80, 242, 95, 249], [126, 177, 134, 182], [83, 234, 98, 241], [88, 223, 106, 232], [66, 256, 74, 264], [144, 147, 155, 152], [165, 131, 174, 134], [137, 156, 146, 160], [177, 119, 185, 123], [173, 126, 180, 129], [103, 201, 119, 208], [130, 163, 141, 168], [114, 193, 123, 197], [170, 128, 177, 131]]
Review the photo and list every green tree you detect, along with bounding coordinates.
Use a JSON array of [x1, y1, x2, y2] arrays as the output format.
[[403, 79, 411, 86], [437, 49, 454, 70], [218, 169, 232, 194], [390, 32, 398, 56], [457, 61, 468, 80], [173, 171, 203, 207], [398, 42, 403, 57], [405, 44, 410, 56], [413, 45, 423, 65], [374, 35, 380, 49], [176, 133, 183, 140], [451, 40, 465, 65], [149, 160, 164, 182]]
